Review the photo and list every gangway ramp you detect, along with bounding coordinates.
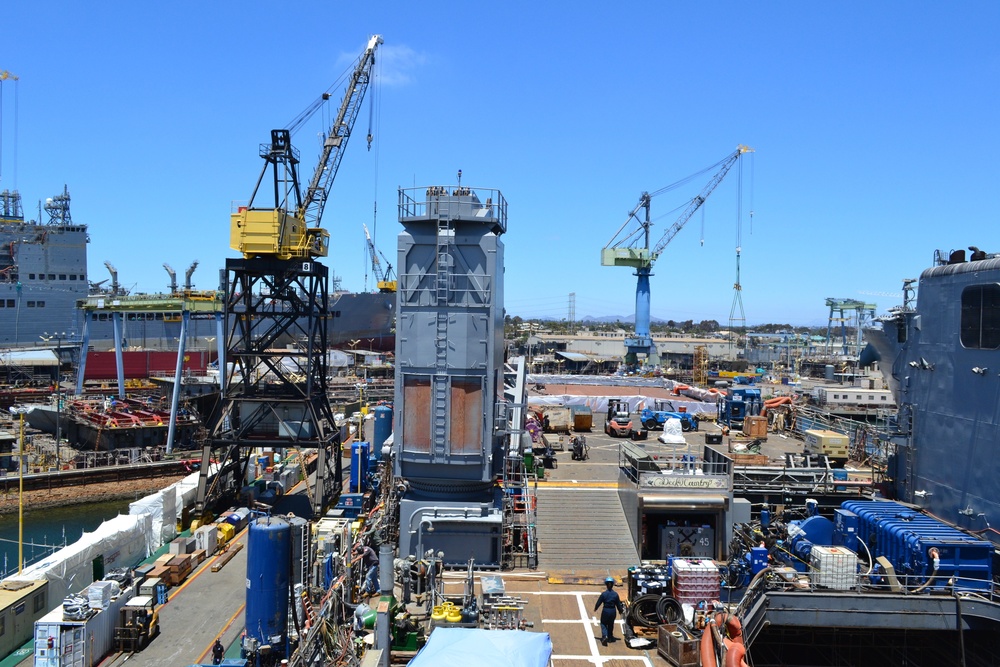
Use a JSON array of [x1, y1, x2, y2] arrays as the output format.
[[535, 484, 638, 573]]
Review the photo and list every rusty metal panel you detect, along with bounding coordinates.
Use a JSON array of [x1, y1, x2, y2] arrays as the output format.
[[402, 376, 431, 453], [449, 379, 483, 455]]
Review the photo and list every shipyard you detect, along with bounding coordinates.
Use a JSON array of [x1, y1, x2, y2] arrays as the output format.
[[3, 5, 1000, 667]]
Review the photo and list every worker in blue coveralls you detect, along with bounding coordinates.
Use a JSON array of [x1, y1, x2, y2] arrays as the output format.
[[594, 576, 625, 646]]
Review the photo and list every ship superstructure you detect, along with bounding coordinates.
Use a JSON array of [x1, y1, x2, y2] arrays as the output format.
[[0, 187, 90, 346], [867, 247, 1000, 536]]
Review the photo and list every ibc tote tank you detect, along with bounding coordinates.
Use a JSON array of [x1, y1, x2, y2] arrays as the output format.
[[246, 516, 291, 647], [373, 405, 393, 450]]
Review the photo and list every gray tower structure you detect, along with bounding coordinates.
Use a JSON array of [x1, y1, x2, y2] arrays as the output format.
[[393, 185, 508, 566]]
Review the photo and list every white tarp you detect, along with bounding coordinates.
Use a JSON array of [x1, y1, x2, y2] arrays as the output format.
[[129, 487, 175, 545], [657, 418, 686, 445], [528, 394, 717, 417], [129, 466, 217, 549], [9, 513, 152, 604]]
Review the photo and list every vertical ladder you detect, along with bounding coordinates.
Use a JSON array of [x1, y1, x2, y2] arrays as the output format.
[[432, 216, 453, 453]]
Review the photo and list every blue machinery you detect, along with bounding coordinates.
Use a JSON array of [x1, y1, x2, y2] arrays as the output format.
[[777, 500, 993, 592], [717, 384, 762, 430], [392, 185, 508, 566]]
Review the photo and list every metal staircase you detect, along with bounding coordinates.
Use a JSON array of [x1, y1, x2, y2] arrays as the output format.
[[499, 357, 538, 569]]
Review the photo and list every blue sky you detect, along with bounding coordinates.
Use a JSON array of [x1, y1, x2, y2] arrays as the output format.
[[3, 2, 998, 326]]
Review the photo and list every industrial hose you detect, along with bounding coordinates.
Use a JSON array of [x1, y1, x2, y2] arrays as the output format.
[[655, 596, 683, 624], [626, 594, 663, 628], [911, 547, 941, 594]]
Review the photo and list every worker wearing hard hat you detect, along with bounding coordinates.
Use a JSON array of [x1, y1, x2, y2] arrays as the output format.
[[593, 577, 625, 646]]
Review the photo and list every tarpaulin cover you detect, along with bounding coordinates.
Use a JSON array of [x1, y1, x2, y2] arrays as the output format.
[[128, 464, 219, 549], [657, 418, 686, 444], [9, 512, 152, 603], [528, 394, 716, 417], [409, 628, 552, 667]]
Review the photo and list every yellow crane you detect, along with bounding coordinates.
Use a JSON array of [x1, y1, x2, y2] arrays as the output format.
[[363, 222, 396, 293], [230, 36, 382, 260]]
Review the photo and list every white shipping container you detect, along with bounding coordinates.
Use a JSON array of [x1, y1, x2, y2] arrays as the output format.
[[138, 577, 162, 597], [34, 586, 134, 667]]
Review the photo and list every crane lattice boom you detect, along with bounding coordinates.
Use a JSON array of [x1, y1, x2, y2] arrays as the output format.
[[230, 35, 382, 261], [301, 35, 382, 228]]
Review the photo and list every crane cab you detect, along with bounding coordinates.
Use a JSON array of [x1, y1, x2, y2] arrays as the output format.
[[230, 207, 329, 260]]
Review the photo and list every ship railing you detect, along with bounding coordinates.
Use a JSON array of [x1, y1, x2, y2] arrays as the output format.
[[397, 271, 493, 307], [619, 441, 731, 484], [759, 566, 1000, 603], [397, 185, 507, 233]]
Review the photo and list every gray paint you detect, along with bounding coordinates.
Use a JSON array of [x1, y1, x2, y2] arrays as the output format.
[[867, 252, 1000, 538]]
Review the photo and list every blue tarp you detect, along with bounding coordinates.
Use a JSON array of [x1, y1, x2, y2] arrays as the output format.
[[408, 628, 552, 667]]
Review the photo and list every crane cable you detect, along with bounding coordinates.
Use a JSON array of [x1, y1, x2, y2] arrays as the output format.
[[367, 55, 383, 288], [0, 71, 20, 186]]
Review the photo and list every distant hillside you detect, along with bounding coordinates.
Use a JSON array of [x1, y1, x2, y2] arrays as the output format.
[[579, 315, 668, 324]]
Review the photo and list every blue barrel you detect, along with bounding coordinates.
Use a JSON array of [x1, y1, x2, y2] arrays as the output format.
[[246, 516, 291, 646], [373, 405, 393, 451], [350, 441, 371, 493], [155, 582, 168, 605]]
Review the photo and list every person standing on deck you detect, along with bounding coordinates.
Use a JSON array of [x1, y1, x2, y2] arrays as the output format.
[[594, 576, 625, 646]]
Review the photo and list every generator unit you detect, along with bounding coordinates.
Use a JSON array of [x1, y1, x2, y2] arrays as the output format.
[[839, 500, 993, 592], [717, 386, 762, 429]]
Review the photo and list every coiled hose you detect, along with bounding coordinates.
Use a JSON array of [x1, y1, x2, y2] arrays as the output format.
[[626, 594, 683, 628]]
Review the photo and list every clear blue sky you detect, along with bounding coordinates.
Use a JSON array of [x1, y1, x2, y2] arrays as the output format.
[[3, 2, 998, 326]]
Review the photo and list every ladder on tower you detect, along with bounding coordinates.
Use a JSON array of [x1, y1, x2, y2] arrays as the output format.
[[693, 345, 709, 387], [432, 216, 454, 451]]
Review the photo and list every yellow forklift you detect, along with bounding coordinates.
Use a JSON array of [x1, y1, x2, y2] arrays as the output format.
[[114, 596, 160, 652]]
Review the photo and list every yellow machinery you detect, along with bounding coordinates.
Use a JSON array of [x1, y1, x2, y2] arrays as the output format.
[[231, 201, 330, 260], [363, 222, 397, 292], [115, 596, 160, 652], [230, 35, 381, 260]]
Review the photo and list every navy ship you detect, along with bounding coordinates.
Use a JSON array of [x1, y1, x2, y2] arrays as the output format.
[[865, 246, 1000, 536], [0, 187, 90, 347], [1, 187, 394, 353], [726, 246, 1000, 666]]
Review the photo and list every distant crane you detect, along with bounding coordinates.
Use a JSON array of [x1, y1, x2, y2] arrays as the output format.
[[601, 145, 753, 365], [363, 222, 396, 293], [825, 298, 876, 357]]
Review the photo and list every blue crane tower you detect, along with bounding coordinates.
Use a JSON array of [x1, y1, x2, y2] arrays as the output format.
[[601, 146, 753, 366]]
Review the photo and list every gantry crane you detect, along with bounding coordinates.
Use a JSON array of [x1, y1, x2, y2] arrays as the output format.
[[363, 222, 396, 293], [198, 35, 382, 518], [601, 145, 753, 365]]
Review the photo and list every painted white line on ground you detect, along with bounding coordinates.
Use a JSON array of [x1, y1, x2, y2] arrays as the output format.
[[551, 656, 651, 662], [575, 591, 601, 660]]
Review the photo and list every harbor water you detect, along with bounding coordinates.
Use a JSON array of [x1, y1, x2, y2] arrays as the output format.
[[0, 499, 132, 579]]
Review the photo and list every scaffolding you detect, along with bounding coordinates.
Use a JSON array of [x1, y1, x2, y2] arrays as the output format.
[[499, 356, 538, 569], [693, 345, 709, 386]]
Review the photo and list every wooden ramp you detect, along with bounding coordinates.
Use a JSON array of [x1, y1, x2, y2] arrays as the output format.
[[535, 486, 638, 574]]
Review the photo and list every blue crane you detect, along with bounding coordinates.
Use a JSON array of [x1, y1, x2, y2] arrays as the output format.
[[601, 145, 753, 365]]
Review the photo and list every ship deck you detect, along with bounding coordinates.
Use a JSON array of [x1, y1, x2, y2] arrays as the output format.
[[15, 421, 1000, 667]]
